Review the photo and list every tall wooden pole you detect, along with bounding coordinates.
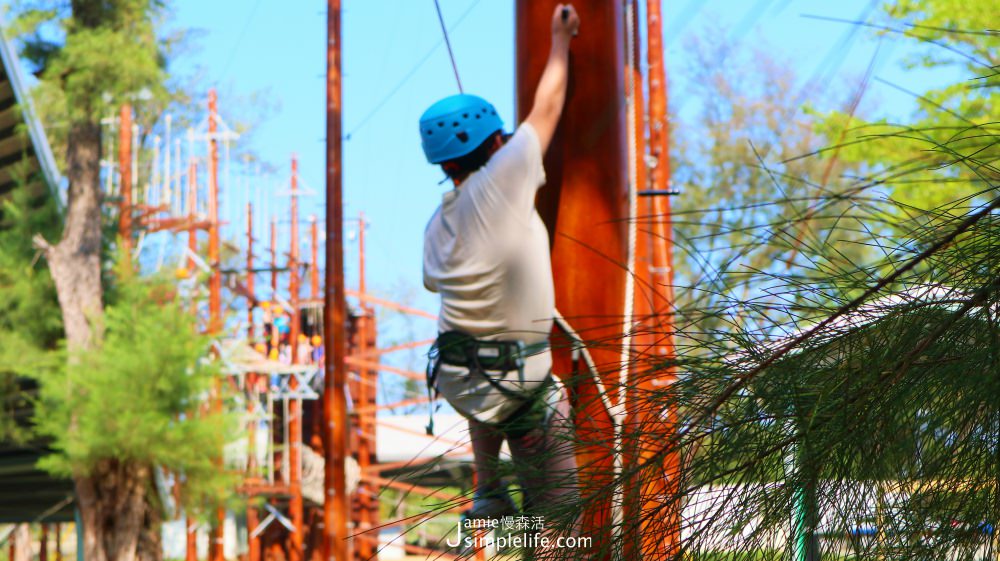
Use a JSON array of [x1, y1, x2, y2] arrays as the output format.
[[323, 0, 350, 559], [248, 202, 256, 339], [246, 200, 262, 561], [271, 217, 279, 299], [351, 213, 376, 561], [623, 1, 655, 557], [645, 1, 681, 557], [119, 104, 133, 257], [310, 217, 320, 301], [182, 152, 202, 560], [516, 2, 629, 559], [208, 88, 226, 561], [208, 89, 222, 334], [288, 155, 305, 561]]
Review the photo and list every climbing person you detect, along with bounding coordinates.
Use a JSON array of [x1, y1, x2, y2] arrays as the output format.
[[421, 2, 581, 527]]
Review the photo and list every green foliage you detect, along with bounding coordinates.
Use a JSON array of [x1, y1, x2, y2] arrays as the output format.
[[814, 0, 999, 214], [0, 182, 62, 441], [5, 0, 178, 176], [609, 5, 1000, 560], [31, 264, 239, 514], [11, 0, 167, 120]]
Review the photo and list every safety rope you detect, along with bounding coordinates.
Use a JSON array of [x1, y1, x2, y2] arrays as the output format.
[[553, 311, 615, 416], [433, 0, 464, 93], [614, 2, 642, 556]]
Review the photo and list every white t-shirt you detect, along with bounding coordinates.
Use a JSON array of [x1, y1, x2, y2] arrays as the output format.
[[423, 124, 554, 422], [423, 123, 554, 344]]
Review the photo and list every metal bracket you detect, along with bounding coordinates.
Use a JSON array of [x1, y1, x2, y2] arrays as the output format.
[[250, 503, 296, 538], [274, 368, 320, 400], [638, 189, 681, 197]]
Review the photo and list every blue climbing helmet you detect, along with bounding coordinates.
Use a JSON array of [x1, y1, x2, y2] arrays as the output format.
[[419, 94, 504, 164]]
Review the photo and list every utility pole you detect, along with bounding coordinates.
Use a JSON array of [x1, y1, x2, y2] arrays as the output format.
[[208, 88, 226, 561], [119, 104, 133, 257], [324, 0, 350, 559], [288, 155, 305, 561]]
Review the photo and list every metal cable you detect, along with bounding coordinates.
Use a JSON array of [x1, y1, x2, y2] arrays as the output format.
[[433, 0, 464, 93]]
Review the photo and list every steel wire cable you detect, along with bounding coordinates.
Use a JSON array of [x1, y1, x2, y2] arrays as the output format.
[[345, 0, 484, 140]]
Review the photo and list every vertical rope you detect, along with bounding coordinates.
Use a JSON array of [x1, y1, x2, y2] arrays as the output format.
[[433, 0, 464, 93], [612, 1, 641, 558]]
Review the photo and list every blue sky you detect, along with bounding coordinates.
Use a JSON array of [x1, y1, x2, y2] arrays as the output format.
[[162, 0, 957, 354]]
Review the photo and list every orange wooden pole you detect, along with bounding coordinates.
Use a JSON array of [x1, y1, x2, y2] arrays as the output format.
[[288, 155, 305, 561], [353, 213, 378, 561], [624, 1, 654, 556], [645, 1, 681, 557], [516, 2, 629, 559], [208, 89, 222, 335], [119, 104, 133, 257], [271, 217, 279, 299], [247, 199, 262, 561], [186, 516, 198, 561], [310, 217, 320, 300], [208, 88, 226, 561], [323, 0, 350, 558]]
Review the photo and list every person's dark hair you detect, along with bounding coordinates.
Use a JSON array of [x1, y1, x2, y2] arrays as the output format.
[[441, 129, 504, 181]]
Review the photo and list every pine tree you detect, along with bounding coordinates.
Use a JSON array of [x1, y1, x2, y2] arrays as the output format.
[[3, 2, 228, 560]]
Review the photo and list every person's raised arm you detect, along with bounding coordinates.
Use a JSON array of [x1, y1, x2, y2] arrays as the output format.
[[525, 3, 579, 155]]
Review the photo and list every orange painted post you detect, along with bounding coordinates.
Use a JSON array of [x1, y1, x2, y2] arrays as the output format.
[[645, 1, 681, 557], [323, 0, 350, 558], [623, 1, 654, 556], [246, 199, 262, 561], [185, 159, 199, 561], [351, 213, 377, 561], [188, 162, 198, 275], [186, 516, 198, 561], [247, 505, 261, 561], [119, 104, 133, 257], [208, 88, 226, 561], [310, 217, 320, 301], [516, 2, 630, 559], [270, 215, 280, 354], [288, 155, 305, 561], [208, 89, 222, 335]]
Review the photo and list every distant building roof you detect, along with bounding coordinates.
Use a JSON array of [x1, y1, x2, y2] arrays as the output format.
[[0, 23, 62, 210]]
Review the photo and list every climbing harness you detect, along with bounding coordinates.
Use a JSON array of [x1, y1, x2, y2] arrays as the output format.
[[425, 330, 550, 436]]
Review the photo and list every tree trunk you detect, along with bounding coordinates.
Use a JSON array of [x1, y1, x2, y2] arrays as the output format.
[[40, 120, 160, 561], [137, 472, 164, 561], [44, 121, 104, 350], [73, 460, 153, 561]]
